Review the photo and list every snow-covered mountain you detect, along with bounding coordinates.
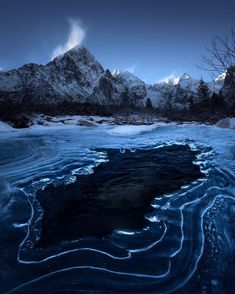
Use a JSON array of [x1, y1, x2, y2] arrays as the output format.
[[0, 46, 145, 107], [143, 72, 226, 109], [0, 44, 228, 110], [157, 72, 225, 95], [158, 75, 180, 86], [112, 71, 146, 104]]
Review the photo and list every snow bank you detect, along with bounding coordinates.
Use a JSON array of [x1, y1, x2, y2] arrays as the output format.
[[216, 117, 235, 129], [29, 115, 114, 129], [230, 118, 235, 129], [0, 121, 14, 132], [108, 124, 158, 136]]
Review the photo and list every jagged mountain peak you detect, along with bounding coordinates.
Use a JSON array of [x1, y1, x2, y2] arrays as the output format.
[[62, 44, 95, 60], [114, 70, 145, 88], [180, 72, 192, 80], [114, 70, 141, 79], [158, 75, 180, 86], [50, 44, 102, 71], [214, 72, 226, 83], [52, 44, 91, 60], [0, 43, 228, 109], [112, 69, 120, 76]]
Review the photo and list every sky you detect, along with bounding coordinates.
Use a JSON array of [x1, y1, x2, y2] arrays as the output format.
[[0, 0, 235, 83]]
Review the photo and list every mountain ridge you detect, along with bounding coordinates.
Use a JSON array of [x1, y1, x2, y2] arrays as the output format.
[[0, 44, 230, 110]]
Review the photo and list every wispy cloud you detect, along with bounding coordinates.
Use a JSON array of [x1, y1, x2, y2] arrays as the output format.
[[125, 65, 136, 74], [51, 19, 85, 60]]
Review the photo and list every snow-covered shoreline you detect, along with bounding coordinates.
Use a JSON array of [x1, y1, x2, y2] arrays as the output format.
[[0, 114, 234, 134]]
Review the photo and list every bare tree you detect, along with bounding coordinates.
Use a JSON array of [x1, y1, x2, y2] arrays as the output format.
[[200, 28, 235, 77], [156, 84, 178, 116]]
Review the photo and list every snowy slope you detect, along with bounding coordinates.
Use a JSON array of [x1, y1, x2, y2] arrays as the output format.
[[112, 71, 146, 105], [0, 44, 227, 109], [0, 46, 144, 106]]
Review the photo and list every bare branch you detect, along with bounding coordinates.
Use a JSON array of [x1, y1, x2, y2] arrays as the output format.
[[199, 28, 235, 77]]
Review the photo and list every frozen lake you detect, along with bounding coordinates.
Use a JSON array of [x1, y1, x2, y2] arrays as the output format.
[[0, 123, 234, 293]]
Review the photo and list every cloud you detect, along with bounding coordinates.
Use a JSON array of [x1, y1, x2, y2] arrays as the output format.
[[125, 65, 136, 73], [51, 19, 85, 60]]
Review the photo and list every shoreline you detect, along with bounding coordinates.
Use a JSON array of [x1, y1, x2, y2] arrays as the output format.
[[0, 113, 234, 132]]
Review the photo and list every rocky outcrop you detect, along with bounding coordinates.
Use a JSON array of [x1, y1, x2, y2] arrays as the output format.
[[216, 117, 235, 129]]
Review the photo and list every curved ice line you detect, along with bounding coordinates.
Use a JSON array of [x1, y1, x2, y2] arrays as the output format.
[[17, 190, 131, 264], [5, 263, 172, 294], [168, 194, 235, 293], [16, 191, 35, 257], [129, 222, 167, 253], [8, 194, 235, 294], [18, 210, 167, 263], [14, 143, 226, 291], [170, 195, 202, 258], [17, 151, 208, 264], [18, 247, 131, 264]]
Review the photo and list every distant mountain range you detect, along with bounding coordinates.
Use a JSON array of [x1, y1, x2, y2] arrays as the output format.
[[0, 45, 233, 109]]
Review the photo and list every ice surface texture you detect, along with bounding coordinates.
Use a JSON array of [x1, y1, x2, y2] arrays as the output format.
[[0, 123, 234, 293]]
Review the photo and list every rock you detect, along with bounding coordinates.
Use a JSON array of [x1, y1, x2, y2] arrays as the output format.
[[78, 120, 98, 127], [9, 115, 32, 128], [216, 117, 235, 129]]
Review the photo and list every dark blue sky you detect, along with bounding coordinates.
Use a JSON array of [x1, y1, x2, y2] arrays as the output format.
[[0, 0, 235, 83]]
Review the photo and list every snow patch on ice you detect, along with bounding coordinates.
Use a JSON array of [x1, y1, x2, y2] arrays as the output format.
[[108, 124, 160, 136]]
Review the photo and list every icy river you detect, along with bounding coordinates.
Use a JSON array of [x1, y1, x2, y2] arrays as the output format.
[[0, 123, 234, 293]]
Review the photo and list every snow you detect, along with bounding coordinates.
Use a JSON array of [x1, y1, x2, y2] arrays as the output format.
[[0, 120, 234, 294], [158, 74, 180, 86], [230, 118, 235, 129], [29, 115, 114, 129], [145, 85, 162, 107], [178, 72, 199, 93], [0, 122, 234, 173], [113, 70, 146, 99], [108, 124, 161, 136], [0, 44, 226, 109], [216, 117, 235, 129], [0, 121, 15, 132], [208, 73, 226, 94], [214, 72, 226, 83]]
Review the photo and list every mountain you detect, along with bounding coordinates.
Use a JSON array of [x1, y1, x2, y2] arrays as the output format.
[[158, 75, 179, 86], [144, 72, 227, 110], [0, 45, 228, 111], [112, 71, 146, 105], [0, 45, 144, 107], [157, 72, 225, 95], [209, 72, 226, 94]]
